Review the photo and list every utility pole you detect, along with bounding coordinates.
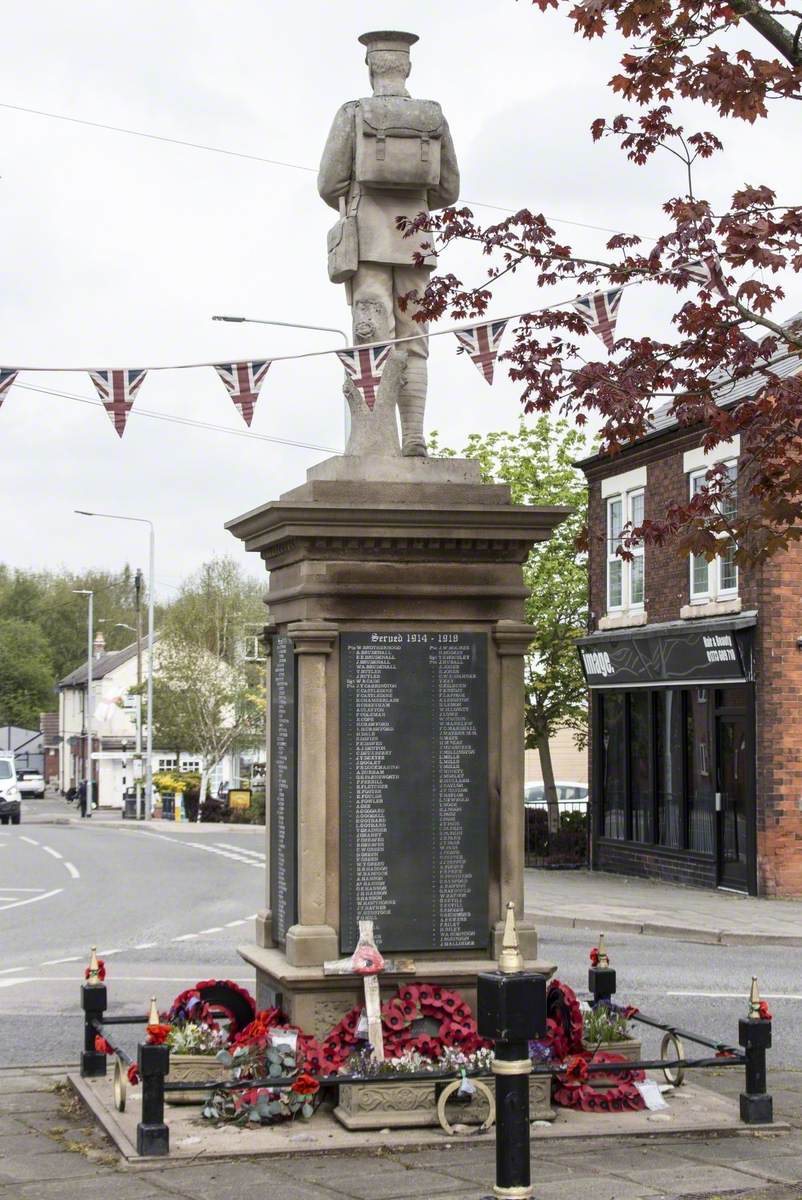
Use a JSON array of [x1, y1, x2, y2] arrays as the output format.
[[134, 569, 144, 820], [73, 590, 94, 810]]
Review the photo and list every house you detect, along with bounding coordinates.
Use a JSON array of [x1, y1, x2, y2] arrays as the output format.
[[56, 631, 262, 808], [40, 712, 60, 785], [575, 325, 802, 898]]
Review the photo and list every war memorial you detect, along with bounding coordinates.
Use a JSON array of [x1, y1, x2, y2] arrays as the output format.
[[226, 28, 567, 1032]]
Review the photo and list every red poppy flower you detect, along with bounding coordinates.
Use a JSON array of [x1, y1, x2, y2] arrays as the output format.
[[94, 1035, 114, 1055], [399, 999, 418, 1020], [418, 984, 435, 1005], [589, 948, 600, 966], [440, 993, 459, 1013], [146, 1023, 172, 1045], [758, 1001, 773, 1021], [399, 984, 419, 1004], [382, 1004, 407, 1032], [85, 959, 106, 982], [127, 1063, 140, 1085], [291, 1073, 319, 1096]]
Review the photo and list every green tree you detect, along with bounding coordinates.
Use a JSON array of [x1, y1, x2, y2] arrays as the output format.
[[163, 557, 264, 665], [149, 634, 264, 814], [432, 417, 590, 832], [0, 618, 55, 728]]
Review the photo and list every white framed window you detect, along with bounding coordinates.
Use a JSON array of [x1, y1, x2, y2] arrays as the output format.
[[688, 460, 738, 602], [606, 487, 645, 612]]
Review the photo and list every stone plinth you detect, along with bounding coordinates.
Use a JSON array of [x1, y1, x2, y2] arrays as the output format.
[[226, 455, 569, 1020]]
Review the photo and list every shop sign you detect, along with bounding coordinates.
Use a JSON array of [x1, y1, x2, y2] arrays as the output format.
[[228, 788, 252, 810], [579, 628, 749, 687]]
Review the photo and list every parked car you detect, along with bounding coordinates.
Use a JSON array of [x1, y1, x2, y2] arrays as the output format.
[[0, 757, 21, 825], [16, 770, 45, 799], [524, 780, 589, 809]]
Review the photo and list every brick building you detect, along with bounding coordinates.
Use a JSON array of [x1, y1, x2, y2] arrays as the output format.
[[575, 343, 802, 897]]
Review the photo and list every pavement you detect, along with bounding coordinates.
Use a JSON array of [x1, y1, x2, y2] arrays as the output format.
[[524, 870, 802, 947], [2, 1066, 802, 1199]]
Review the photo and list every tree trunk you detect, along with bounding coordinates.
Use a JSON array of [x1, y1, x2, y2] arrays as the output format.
[[537, 734, 561, 836]]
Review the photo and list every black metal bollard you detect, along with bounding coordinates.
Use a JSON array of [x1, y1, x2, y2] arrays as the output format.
[[739, 978, 773, 1125], [477, 903, 546, 1200], [588, 933, 616, 1006], [136, 1042, 170, 1156], [80, 982, 108, 1078]]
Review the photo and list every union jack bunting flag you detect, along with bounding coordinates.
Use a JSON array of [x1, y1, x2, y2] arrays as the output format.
[[572, 287, 624, 353], [453, 319, 509, 384], [677, 255, 727, 296], [336, 343, 392, 411], [214, 360, 272, 427], [0, 370, 18, 411], [88, 369, 148, 437]]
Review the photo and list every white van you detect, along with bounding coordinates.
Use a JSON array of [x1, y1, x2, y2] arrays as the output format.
[[0, 757, 21, 825]]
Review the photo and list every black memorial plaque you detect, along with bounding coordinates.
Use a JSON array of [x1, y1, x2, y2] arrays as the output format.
[[339, 632, 488, 954], [270, 634, 297, 943]]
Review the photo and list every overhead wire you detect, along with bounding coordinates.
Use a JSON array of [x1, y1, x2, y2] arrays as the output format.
[[0, 100, 653, 240], [14, 382, 341, 453]]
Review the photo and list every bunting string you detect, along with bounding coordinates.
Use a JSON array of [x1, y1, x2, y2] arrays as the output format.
[[0, 265, 734, 435]]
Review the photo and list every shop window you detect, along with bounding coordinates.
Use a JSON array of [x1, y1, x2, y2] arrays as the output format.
[[629, 692, 652, 842], [656, 691, 683, 848], [601, 693, 626, 839], [606, 489, 645, 612], [689, 462, 738, 603], [687, 690, 715, 853]]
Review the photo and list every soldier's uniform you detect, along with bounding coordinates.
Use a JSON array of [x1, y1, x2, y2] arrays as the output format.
[[318, 31, 460, 455]]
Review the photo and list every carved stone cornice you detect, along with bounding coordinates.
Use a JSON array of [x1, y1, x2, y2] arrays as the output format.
[[286, 620, 338, 655], [493, 620, 537, 656]]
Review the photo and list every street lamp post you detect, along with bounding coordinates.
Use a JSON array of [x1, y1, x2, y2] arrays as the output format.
[[212, 314, 350, 443], [72, 589, 94, 811], [76, 512, 155, 821]]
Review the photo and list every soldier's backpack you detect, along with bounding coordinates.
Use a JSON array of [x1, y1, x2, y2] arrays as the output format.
[[354, 96, 444, 190]]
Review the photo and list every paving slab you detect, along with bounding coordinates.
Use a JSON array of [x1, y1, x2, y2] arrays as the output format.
[[151, 1161, 361, 1200], [0, 1179, 163, 1200], [0, 1092, 63, 1116], [534, 1176, 660, 1199], [0, 1149, 107, 1186], [614, 1162, 775, 1195], [525, 869, 802, 946], [727, 1154, 802, 1184]]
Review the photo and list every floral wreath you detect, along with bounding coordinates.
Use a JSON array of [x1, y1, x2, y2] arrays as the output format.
[[231, 1005, 336, 1076], [536, 979, 645, 1113], [167, 978, 256, 1039], [321, 983, 487, 1069]]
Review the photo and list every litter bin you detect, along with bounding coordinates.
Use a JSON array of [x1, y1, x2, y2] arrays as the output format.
[[122, 789, 138, 820], [161, 792, 175, 819]]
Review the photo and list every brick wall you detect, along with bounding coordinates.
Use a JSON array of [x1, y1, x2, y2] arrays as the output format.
[[755, 541, 802, 896]]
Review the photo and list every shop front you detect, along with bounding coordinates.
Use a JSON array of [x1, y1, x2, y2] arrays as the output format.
[[577, 615, 757, 895]]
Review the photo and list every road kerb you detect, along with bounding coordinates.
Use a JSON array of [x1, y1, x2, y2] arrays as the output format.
[[531, 911, 802, 947]]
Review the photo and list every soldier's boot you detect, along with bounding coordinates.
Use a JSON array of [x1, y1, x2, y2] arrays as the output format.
[[398, 358, 428, 457]]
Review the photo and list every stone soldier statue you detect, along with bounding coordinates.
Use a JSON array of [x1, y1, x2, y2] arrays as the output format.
[[318, 30, 460, 456]]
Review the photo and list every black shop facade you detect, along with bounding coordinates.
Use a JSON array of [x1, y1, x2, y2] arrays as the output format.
[[577, 614, 757, 894]]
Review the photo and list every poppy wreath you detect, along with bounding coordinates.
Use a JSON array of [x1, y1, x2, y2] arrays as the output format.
[[320, 983, 487, 1068], [168, 979, 256, 1039], [231, 1006, 337, 1077], [545, 980, 584, 1062], [553, 1051, 646, 1113]]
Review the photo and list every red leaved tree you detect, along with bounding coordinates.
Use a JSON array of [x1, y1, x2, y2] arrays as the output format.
[[401, 1, 802, 561]]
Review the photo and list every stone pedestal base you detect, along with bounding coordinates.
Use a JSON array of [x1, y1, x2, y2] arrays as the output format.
[[239, 942, 557, 1040], [334, 1074, 554, 1130]]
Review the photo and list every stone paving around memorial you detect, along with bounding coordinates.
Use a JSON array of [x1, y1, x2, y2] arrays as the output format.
[[2, 1066, 802, 1200]]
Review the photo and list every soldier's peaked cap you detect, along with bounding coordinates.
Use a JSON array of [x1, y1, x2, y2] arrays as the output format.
[[358, 30, 419, 59]]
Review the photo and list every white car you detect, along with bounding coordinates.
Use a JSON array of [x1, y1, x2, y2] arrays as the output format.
[[524, 780, 588, 808], [16, 770, 45, 799]]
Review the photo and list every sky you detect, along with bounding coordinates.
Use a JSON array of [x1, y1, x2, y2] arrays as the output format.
[[1, 0, 798, 595]]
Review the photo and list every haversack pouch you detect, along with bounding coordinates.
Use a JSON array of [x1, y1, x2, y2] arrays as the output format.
[[327, 196, 359, 283], [355, 97, 444, 190]]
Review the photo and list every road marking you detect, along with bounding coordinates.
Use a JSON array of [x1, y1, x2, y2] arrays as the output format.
[[225, 919, 246, 927], [42, 846, 62, 860], [172, 933, 199, 942], [246, 913, 257, 920], [20, 836, 39, 846], [134, 942, 157, 950], [41, 956, 80, 966], [198, 927, 223, 934], [216, 843, 265, 859], [97, 948, 122, 956], [64, 862, 80, 879], [0, 888, 62, 912], [0, 976, 255, 983], [0, 966, 26, 975], [668, 991, 802, 1000]]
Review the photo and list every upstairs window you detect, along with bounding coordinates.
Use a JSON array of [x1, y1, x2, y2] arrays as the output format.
[[689, 461, 738, 603], [606, 488, 645, 612]]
